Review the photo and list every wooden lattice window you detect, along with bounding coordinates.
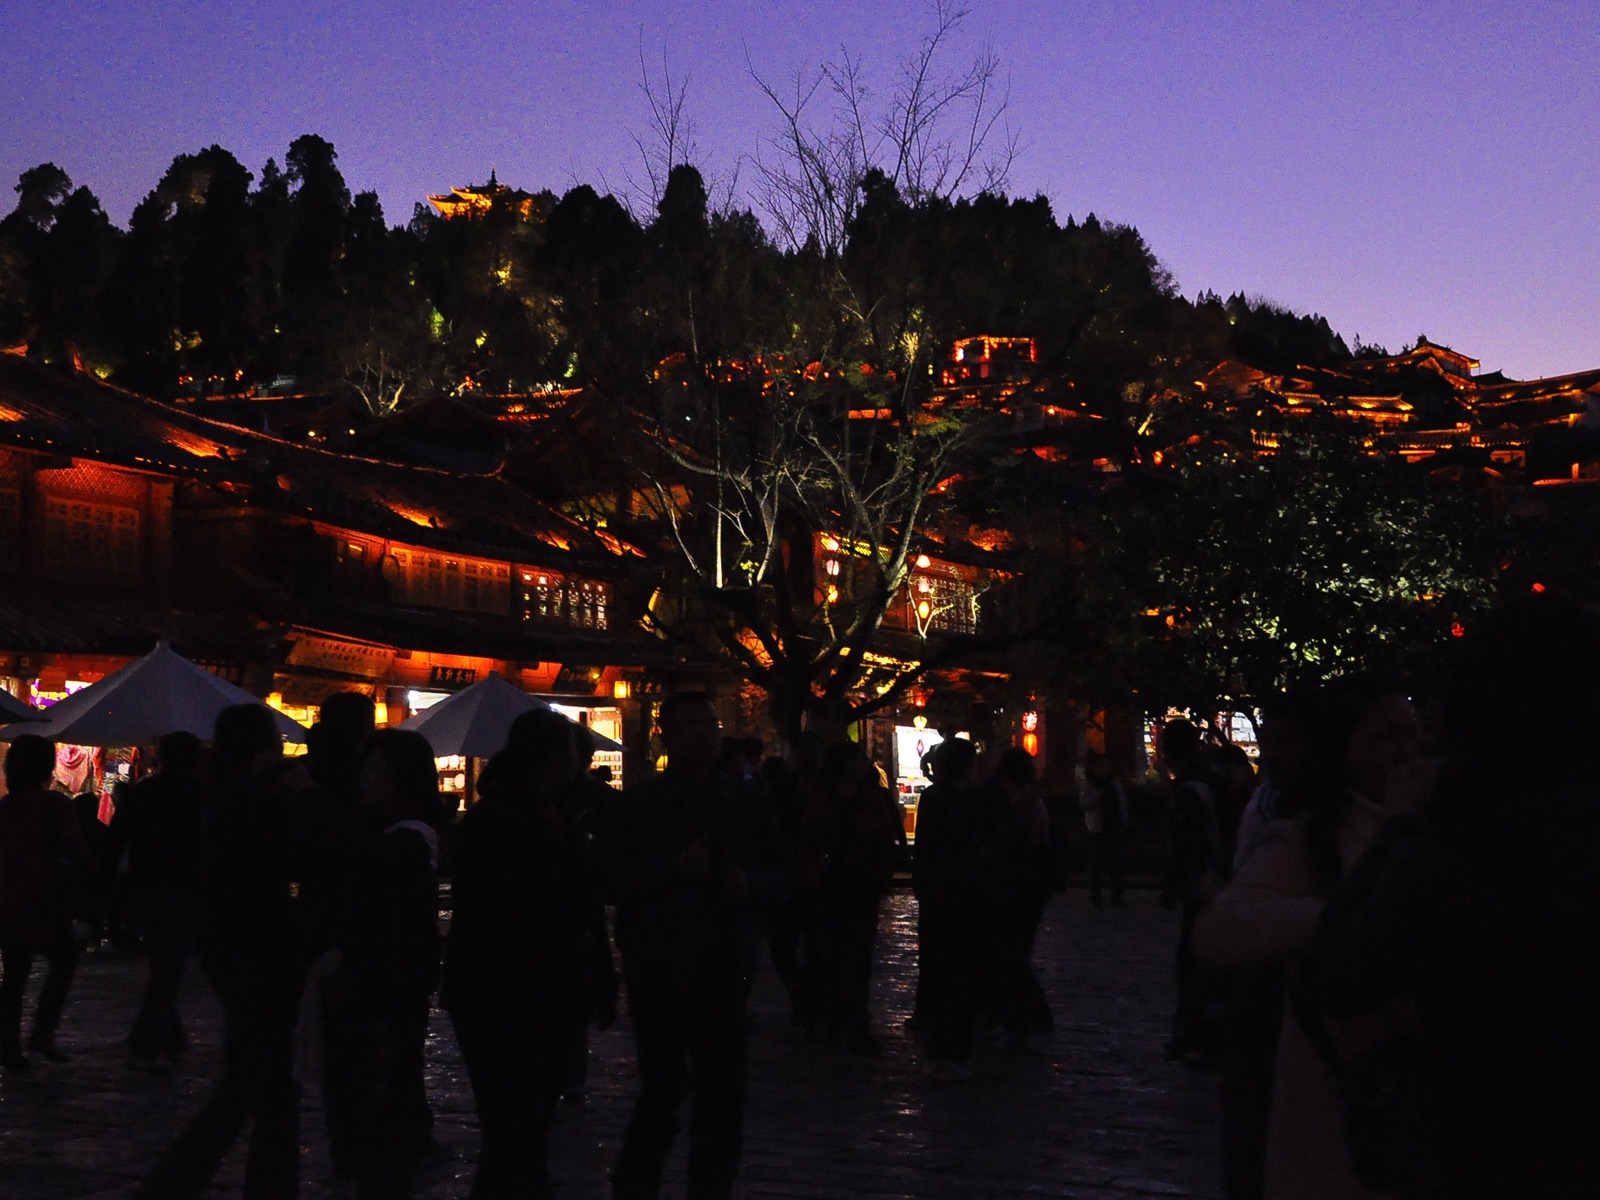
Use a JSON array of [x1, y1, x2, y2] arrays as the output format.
[[44, 498, 141, 581]]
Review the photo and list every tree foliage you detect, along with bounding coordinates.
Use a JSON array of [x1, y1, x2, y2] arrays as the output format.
[[996, 411, 1504, 722]]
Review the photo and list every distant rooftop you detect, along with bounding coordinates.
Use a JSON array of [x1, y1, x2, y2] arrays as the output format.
[[427, 170, 547, 220]]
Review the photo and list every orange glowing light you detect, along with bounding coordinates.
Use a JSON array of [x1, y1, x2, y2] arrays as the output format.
[[388, 504, 435, 528], [1021, 711, 1038, 732], [1022, 732, 1039, 755]]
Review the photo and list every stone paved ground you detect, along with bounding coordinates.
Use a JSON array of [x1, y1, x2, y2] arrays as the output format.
[[0, 889, 1222, 1199]]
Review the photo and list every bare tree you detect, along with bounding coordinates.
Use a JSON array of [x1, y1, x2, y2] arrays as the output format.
[[613, 361, 994, 743], [626, 35, 747, 222], [343, 339, 428, 417], [749, 0, 1018, 255], [627, 36, 699, 218]]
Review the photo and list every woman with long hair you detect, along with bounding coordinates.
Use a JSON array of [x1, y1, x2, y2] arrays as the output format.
[[1193, 676, 1419, 1200]]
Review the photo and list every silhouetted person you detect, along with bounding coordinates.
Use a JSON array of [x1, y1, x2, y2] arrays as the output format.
[[71, 786, 116, 945], [441, 708, 617, 1200], [338, 728, 444, 1200], [135, 703, 342, 1200], [1160, 719, 1230, 1065], [304, 690, 376, 814], [762, 735, 822, 1031], [559, 722, 621, 1106], [1216, 691, 1314, 1200], [303, 689, 372, 1168], [604, 692, 787, 1200], [1300, 596, 1600, 1198], [808, 741, 900, 1053], [1080, 749, 1128, 908], [0, 734, 94, 1068], [911, 736, 991, 1079], [986, 745, 1055, 1045], [119, 730, 207, 1068]]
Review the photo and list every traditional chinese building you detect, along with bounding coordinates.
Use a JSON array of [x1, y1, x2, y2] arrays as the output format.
[[1200, 337, 1600, 475], [0, 351, 665, 778], [427, 170, 549, 222]]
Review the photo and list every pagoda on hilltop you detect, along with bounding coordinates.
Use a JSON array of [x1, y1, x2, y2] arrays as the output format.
[[427, 169, 547, 221]]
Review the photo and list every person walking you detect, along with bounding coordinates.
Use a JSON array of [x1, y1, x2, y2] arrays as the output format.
[[134, 703, 343, 1200], [986, 745, 1056, 1046], [808, 741, 901, 1053], [1160, 719, 1231, 1065], [604, 692, 787, 1200], [119, 730, 207, 1069], [0, 734, 96, 1069], [1300, 596, 1600, 1198], [441, 708, 617, 1200]]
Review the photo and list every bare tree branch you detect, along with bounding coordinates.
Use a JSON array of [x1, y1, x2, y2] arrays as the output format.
[[747, 0, 1015, 255]]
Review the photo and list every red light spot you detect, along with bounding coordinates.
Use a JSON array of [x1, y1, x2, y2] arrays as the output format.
[[1532, 582, 1546, 593], [1450, 623, 1466, 638]]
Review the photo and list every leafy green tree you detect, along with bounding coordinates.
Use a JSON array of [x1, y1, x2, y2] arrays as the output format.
[[995, 411, 1503, 725]]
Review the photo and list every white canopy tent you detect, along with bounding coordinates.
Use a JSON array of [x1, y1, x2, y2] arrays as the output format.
[[0, 641, 307, 746], [0, 687, 42, 725], [397, 671, 623, 759]]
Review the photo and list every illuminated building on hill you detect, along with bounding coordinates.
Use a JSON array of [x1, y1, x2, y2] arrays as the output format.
[[427, 169, 547, 221]]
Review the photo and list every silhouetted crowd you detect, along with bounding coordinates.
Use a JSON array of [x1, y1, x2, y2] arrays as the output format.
[[2, 592, 1599, 1199]]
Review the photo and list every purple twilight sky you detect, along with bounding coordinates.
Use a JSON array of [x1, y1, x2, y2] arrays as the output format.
[[4, 1, 1597, 380]]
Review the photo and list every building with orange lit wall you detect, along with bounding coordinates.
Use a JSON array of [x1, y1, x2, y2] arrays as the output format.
[[0, 352, 668, 779]]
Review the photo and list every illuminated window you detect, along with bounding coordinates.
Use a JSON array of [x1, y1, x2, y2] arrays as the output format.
[[518, 570, 609, 631]]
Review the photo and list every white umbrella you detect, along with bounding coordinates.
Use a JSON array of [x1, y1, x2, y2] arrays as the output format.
[[0, 687, 42, 725], [0, 641, 307, 746], [397, 672, 623, 758]]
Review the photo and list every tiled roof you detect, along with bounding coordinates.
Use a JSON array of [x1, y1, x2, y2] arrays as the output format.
[[0, 356, 638, 570]]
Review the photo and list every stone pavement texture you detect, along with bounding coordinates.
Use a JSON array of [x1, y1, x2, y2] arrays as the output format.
[[0, 890, 1222, 1199]]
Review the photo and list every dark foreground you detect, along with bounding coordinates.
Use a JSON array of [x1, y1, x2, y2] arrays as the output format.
[[0, 890, 1221, 1199]]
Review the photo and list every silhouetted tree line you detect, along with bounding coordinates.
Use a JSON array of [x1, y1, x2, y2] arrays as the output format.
[[0, 138, 1359, 417]]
